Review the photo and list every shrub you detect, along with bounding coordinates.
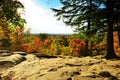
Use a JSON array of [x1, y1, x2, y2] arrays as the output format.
[[69, 38, 85, 56]]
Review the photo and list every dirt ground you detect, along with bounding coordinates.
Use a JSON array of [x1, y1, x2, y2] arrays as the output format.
[[0, 53, 120, 80]]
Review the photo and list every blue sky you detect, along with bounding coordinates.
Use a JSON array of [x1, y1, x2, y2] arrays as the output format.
[[35, 0, 62, 8], [20, 0, 74, 34]]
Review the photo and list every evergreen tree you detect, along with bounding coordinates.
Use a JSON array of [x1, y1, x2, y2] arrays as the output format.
[[104, 0, 120, 59], [52, 0, 103, 56], [52, 0, 120, 58]]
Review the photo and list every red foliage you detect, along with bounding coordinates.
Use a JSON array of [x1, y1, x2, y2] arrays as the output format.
[[33, 38, 43, 52], [70, 38, 85, 56], [21, 44, 32, 52], [93, 32, 120, 54], [113, 32, 119, 52], [21, 38, 43, 53]]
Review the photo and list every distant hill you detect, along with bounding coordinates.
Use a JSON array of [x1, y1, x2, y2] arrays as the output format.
[[23, 33, 72, 36]]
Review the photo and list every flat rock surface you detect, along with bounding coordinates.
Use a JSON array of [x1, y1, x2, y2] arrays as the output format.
[[0, 54, 120, 80]]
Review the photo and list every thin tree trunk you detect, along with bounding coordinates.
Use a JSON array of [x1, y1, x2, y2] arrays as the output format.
[[84, 0, 92, 56], [84, 40, 89, 56], [104, 0, 119, 59]]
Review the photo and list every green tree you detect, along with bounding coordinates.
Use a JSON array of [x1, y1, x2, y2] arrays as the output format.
[[52, 0, 103, 56], [38, 33, 48, 41], [104, 0, 120, 59], [0, 0, 26, 50], [52, 0, 120, 58], [0, 0, 26, 29], [0, 0, 24, 20]]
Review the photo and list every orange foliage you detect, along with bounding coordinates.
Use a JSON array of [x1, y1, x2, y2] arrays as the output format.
[[33, 38, 43, 52], [21, 44, 32, 52], [113, 32, 120, 52], [94, 41, 106, 49], [93, 32, 120, 54], [16, 26, 23, 36], [43, 38, 52, 47], [69, 38, 85, 56], [21, 38, 43, 53]]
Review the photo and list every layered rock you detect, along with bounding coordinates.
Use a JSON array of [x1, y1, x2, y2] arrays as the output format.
[[0, 52, 120, 80]]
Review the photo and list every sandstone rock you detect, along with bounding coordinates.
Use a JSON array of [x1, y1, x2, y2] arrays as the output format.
[[34, 53, 57, 58], [0, 50, 11, 56], [0, 55, 120, 80], [11, 51, 27, 56], [72, 76, 108, 80], [0, 54, 26, 68], [0, 60, 15, 67], [7, 54, 26, 64], [25, 54, 39, 61], [98, 71, 118, 80], [0, 50, 10, 53]]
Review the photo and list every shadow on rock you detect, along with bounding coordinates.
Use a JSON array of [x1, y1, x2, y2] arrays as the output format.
[[0, 54, 26, 68]]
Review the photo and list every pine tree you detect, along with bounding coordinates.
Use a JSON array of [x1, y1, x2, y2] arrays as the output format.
[[52, 0, 103, 56], [52, 0, 120, 58], [104, 0, 120, 59]]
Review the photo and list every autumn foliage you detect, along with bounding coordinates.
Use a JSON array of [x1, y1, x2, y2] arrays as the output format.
[[113, 32, 120, 53], [1, 24, 120, 57], [69, 38, 85, 56], [19, 34, 86, 56]]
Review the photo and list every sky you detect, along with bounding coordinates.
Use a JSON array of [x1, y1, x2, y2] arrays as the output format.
[[20, 0, 74, 34]]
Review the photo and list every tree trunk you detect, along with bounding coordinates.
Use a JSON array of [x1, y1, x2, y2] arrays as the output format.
[[84, 40, 89, 56], [104, 0, 119, 59], [84, 0, 92, 56]]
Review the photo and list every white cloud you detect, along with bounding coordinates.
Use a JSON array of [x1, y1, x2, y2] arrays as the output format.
[[20, 0, 74, 34]]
